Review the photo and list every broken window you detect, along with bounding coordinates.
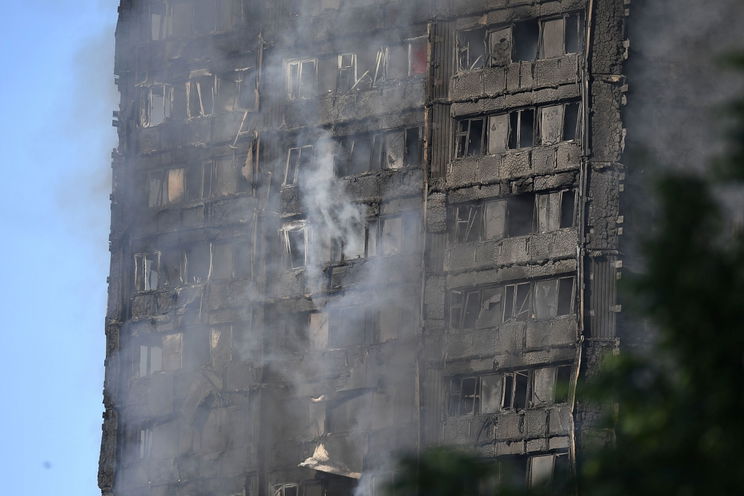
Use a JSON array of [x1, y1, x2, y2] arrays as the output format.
[[287, 58, 318, 100], [217, 68, 257, 112], [327, 391, 371, 432], [282, 223, 307, 269], [488, 26, 513, 66], [555, 365, 572, 403], [488, 113, 510, 154], [186, 164, 207, 201], [484, 199, 507, 240], [337, 53, 357, 92], [365, 219, 379, 257], [508, 108, 535, 149], [284, 145, 313, 185], [140, 84, 173, 127], [148, 2, 166, 41], [533, 276, 575, 318], [182, 243, 211, 283], [187, 72, 215, 119], [372, 47, 389, 86], [506, 194, 535, 237], [448, 376, 481, 416], [408, 37, 428, 75], [540, 13, 585, 58], [210, 156, 239, 196], [453, 204, 483, 243], [457, 28, 486, 72], [502, 370, 530, 410], [210, 326, 232, 368], [450, 287, 503, 329], [539, 101, 581, 146], [137, 333, 182, 377], [513, 20, 540, 62], [147, 169, 182, 207], [563, 101, 581, 141], [405, 127, 422, 166], [503, 282, 532, 321], [455, 117, 486, 158], [134, 252, 160, 292], [528, 453, 570, 488], [537, 189, 575, 232], [272, 484, 299, 496], [137, 427, 153, 459]]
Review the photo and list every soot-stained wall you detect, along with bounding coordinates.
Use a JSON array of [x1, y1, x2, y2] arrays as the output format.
[[100, 1, 627, 495]]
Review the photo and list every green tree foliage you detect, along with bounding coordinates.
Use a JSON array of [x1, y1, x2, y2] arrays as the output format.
[[387, 61, 744, 496]]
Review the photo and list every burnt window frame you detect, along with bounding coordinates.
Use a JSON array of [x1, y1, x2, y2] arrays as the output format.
[[501, 370, 531, 411], [457, 28, 487, 72], [508, 107, 537, 149], [139, 83, 174, 128], [448, 376, 482, 416], [272, 483, 299, 496], [503, 281, 532, 322], [281, 221, 308, 269], [186, 72, 216, 119], [407, 36, 428, 76], [455, 116, 487, 158], [286, 57, 319, 100], [538, 12, 585, 59], [453, 203, 484, 243], [336, 52, 358, 92], [134, 251, 161, 292], [284, 144, 314, 186]]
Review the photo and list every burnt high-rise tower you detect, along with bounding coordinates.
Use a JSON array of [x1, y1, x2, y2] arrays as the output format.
[[100, 1, 627, 494]]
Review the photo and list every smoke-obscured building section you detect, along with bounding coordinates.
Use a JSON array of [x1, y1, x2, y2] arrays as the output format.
[[100, 1, 627, 495]]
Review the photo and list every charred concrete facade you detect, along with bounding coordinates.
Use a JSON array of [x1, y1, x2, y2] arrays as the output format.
[[100, 1, 627, 495]]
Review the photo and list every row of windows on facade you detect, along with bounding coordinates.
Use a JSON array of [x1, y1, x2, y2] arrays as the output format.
[[145, 155, 252, 208], [281, 305, 408, 352], [449, 365, 572, 418], [133, 242, 246, 292], [145, 0, 244, 41], [285, 37, 427, 100], [139, 68, 257, 127], [281, 214, 418, 270], [456, 101, 581, 158], [450, 276, 576, 329], [134, 325, 232, 378], [458, 12, 584, 72], [452, 189, 576, 244], [283, 127, 422, 186]]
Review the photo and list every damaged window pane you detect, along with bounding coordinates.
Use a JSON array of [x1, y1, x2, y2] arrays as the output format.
[[455, 117, 486, 158], [337, 53, 357, 92], [564, 13, 584, 54], [282, 223, 307, 269], [211, 243, 235, 280], [448, 376, 481, 416], [458, 28, 486, 72], [529, 455, 555, 487], [404, 127, 422, 166], [211, 156, 238, 196], [536, 191, 562, 232], [453, 204, 483, 243], [210, 326, 232, 368], [287, 58, 318, 100], [284, 145, 313, 185], [162, 333, 182, 371], [272, 484, 299, 496], [539, 105, 565, 146], [557, 276, 575, 315], [187, 74, 215, 119], [488, 26, 513, 67], [560, 190, 576, 227], [555, 365, 572, 403], [408, 37, 427, 75], [140, 84, 173, 127], [513, 20, 540, 61], [503, 282, 531, 321], [182, 243, 211, 283], [540, 18, 565, 59], [484, 199, 507, 240], [502, 370, 530, 410], [563, 101, 581, 141], [138, 428, 153, 459], [506, 194, 535, 237], [134, 252, 160, 291], [531, 367, 556, 406], [149, 2, 166, 41]]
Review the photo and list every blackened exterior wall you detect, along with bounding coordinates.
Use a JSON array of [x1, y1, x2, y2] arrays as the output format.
[[100, 1, 627, 495]]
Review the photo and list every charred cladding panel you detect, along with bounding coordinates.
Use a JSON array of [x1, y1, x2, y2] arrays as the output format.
[[101, 0, 626, 494]]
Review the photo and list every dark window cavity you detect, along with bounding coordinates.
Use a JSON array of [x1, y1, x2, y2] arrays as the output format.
[[458, 28, 486, 72], [513, 20, 540, 62], [456, 117, 486, 158]]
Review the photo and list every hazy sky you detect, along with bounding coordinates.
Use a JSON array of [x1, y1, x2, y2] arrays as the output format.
[[0, 1, 118, 494]]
